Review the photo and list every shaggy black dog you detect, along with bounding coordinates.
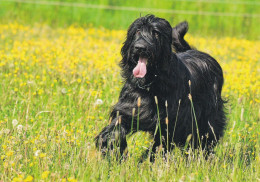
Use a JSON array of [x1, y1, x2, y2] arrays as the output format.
[[95, 15, 226, 160]]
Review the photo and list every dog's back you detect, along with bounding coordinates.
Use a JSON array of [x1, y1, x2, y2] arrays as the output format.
[[177, 50, 224, 95], [173, 21, 224, 97]]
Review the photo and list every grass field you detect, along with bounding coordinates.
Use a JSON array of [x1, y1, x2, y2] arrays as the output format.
[[1, 0, 260, 39], [0, 23, 259, 181]]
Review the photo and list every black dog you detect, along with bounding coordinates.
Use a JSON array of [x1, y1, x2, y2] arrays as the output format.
[[95, 15, 226, 160]]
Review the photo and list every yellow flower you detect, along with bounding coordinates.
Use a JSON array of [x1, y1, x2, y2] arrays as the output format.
[[2, 144, 7, 150], [39, 153, 47, 158], [42, 171, 50, 179], [6, 150, 14, 157], [68, 177, 77, 182], [24, 175, 33, 182], [12, 177, 23, 182]]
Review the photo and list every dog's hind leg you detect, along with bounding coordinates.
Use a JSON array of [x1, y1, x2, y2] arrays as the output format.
[[95, 117, 129, 160]]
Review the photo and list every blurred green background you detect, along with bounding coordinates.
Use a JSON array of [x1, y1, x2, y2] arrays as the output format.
[[0, 0, 259, 39]]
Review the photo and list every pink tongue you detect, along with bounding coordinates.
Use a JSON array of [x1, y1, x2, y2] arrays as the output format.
[[133, 57, 147, 78]]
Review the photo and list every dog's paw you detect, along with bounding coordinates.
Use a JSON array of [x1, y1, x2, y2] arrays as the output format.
[[95, 128, 127, 159], [95, 131, 111, 156]]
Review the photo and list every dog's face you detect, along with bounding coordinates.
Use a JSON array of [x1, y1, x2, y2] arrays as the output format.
[[121, 15, 173, 86]]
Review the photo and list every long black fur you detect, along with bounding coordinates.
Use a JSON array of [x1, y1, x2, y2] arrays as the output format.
[[95, 15, 226, 160]]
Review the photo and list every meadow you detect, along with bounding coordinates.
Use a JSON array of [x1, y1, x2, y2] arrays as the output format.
[[0, 23, 259, 181]]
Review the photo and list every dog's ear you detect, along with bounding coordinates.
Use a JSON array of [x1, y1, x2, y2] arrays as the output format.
[[121, 29, 134, 58], [172, 21, 191, 52], [121, 20, 139, 58]]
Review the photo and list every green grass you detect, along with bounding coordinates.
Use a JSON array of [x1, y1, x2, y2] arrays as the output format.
[[0, 22, 259, 181], [0, 0, 260, 39]]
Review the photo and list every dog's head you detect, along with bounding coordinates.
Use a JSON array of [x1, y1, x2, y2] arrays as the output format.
[[120, 15, 173, 87]]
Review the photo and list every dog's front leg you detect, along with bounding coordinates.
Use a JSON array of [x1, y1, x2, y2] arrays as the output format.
[[95, 117, 129, 159]]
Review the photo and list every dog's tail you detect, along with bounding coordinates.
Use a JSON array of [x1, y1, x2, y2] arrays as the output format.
[[172, 21, 192, 52]]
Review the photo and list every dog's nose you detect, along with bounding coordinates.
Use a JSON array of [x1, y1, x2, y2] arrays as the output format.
[[134, 44, 146, 51]]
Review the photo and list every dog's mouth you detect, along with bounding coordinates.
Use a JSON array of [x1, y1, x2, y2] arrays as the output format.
[[133, 56, 148, 78]]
